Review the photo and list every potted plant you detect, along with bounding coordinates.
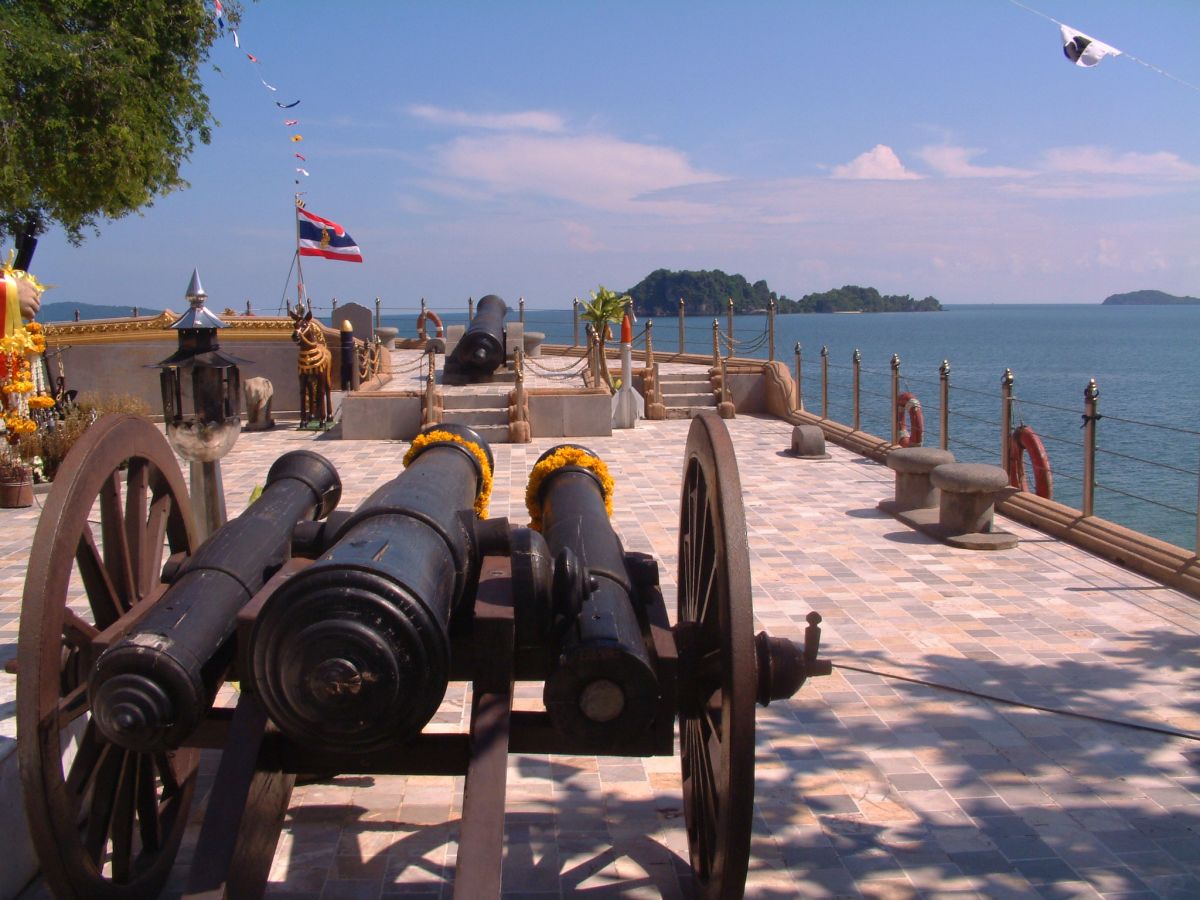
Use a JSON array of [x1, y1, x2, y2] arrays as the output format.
[[0, 444, 33, 508], [580, 286, 631, 391]]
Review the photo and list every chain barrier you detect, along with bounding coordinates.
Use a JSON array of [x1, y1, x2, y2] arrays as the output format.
[[522, 354, 589, 378], [715, 326, 769, 354]]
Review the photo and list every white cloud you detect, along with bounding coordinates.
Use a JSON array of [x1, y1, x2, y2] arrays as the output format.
[[917, 146, 1033, 178], [408, 104, 565, 133], [433, 133, 722, 214], [1039, 147, 1200, 179], [831, 145, 922, 180]]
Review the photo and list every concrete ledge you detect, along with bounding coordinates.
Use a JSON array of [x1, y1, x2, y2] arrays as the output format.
[[527, 388, 612, 437], [340, 391, 423, 440]]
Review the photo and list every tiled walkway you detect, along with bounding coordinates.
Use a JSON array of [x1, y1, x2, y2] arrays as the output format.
[[4, 352, 1200, 898]]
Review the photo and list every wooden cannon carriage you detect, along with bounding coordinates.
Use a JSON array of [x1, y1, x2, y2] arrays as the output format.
[[15, 411, 830, 898]]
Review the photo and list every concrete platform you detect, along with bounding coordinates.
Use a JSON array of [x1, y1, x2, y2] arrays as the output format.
[[5, 403, 1200, 897]]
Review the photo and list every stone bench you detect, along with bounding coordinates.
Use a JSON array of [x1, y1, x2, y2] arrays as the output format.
[[884, 447, 954, 512], [789, 423, 830, 460], [928, 463, 1017, 550]]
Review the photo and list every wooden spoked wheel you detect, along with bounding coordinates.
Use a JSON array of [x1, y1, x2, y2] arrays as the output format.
[[676, 412, 757, 899], [17, 414, 200, 898]]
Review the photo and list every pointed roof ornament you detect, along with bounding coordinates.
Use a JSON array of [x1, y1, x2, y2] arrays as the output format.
[[172, 268, 226, 330], [186, 268, 206, 301]]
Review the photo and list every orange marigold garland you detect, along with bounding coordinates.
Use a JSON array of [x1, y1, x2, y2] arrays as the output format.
[[402, 430, 494, 519], [524, 446, 614, 532], [1, 255, 53, 444]]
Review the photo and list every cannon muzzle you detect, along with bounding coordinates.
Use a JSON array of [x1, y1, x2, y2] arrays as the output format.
[[531, 445, 661, 739], [249, 424, 494, 752], [445, 293, 507, 382], [89, 450, 342, 752]]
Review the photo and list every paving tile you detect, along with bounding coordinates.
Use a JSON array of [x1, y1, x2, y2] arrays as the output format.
[[7, 357, 1200, 896]]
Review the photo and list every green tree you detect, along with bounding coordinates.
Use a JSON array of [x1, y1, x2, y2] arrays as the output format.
[[580, 285, 628, 390], [0, 0, 239, 243]]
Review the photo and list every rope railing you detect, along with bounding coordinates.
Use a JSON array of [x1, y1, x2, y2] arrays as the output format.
[[1094, 480, 1197, 517], [1094, 445, 1199, 478], [1032, 430, 1085, 452], [1090, 412, 1200, 436]]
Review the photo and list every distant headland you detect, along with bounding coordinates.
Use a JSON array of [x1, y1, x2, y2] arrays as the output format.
[[1102, 290, 1200, 306], [623, 269, 941, 316]]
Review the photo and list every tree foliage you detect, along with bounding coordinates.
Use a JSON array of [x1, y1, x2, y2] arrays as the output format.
[[623, 268, 942, 316], [580, 285, 629, 389], [0, 0, 238, 242]]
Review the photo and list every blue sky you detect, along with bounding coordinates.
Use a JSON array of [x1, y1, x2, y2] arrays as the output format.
[[27, 1, 1200, 311]]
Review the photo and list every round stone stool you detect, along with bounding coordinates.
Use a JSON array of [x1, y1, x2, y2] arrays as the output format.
[[790, 424, 830, 460], [885, 447, 955, 511], [930, 463, 1011, 535], [523, 330, 546, 358], [373, 326, 398, 349]]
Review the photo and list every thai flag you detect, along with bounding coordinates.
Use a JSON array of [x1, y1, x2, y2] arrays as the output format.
[[297, 206, 363, 263]]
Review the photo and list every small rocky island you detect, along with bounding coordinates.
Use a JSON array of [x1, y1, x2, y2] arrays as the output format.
[[1102, 290, 1200, 306], [624, 269, 942, 316]]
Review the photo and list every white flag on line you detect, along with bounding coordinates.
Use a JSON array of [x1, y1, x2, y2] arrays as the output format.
[[1061, 24, 1121, 68]]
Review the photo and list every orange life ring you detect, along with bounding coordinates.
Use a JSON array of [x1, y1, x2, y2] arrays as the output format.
[[1007, 425, 1053, 499], [417, 309, 444, 340], [896, 391, 924, 447]]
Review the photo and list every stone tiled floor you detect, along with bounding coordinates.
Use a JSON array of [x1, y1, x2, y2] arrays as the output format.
[[4, 351, 1200, 898]]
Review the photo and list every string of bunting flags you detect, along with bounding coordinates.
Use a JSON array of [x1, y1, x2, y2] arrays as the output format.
[[211, 0, 362, 273]]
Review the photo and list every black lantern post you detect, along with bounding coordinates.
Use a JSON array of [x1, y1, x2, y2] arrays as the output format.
[[152, 269, 244, 539]]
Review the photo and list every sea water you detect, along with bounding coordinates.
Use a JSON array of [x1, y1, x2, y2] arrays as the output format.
[[381, 304, 1200, 550]]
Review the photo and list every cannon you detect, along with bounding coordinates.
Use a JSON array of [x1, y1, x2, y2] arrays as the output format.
[[443, 293, 508, 384], [16, 411, 830, 899]]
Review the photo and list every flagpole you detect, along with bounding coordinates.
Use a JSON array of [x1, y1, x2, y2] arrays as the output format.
[[294, 193, 308, 312]]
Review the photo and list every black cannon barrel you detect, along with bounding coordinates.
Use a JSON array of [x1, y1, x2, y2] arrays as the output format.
[[89, 450, 342, 752], [249, 424, 493, 752], [452, 293, 508, 373], [535, 445, 660, 739]]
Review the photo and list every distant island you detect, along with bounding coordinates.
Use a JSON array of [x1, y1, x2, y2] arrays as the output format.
[[623, 269, 942, 316], [1102, 290, 1200, 306]]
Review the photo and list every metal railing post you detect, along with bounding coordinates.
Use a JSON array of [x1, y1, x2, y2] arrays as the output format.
[[1082, 378, 1099, 517], [852, 349, 861, 431], [678, 298, 685, 354], [375, 297, 381, 330], [514, 348, 526, 427], [573, 298, 580, 347], [820, 345, 829, 418], [768, 298, 776, 362], [939, 360, 950, 451], [720, 357, 731, 405], [646, 320, 655, 370], [711, 319, 720, 369], [519, 296, 525, 324], [468, 296, 474, 320], [726, 297, 735, 356], [890, 354, 901, 445], [423, 346, 437, 426], [1000, 369, 1014, 471], [794, 342, 803, 410]]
